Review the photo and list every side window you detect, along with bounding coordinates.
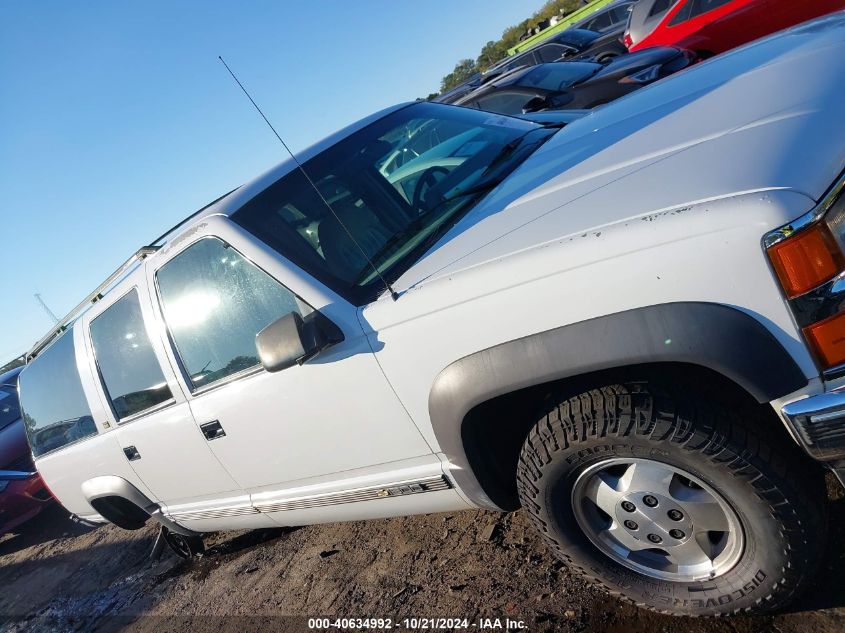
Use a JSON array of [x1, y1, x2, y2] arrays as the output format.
[[503, 52, 536, 72], [585, 11, 613, 32], [649, 0, 677, 18], [0, 385, 20, 430], [156, 237, 308, 390], [89, 289, 173, 420], [475, 91, 538, 116], [668, 0, 694, 25], [536, 44, 568, 63], [609, 5, 633, 25], [689, 0, 732, 18], [18, 330, 98, 457]]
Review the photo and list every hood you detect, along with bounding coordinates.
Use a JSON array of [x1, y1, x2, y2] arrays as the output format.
[[394, 14, 845, 290]]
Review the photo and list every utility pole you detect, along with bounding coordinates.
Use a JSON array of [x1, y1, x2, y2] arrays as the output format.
[[34, 293, 59, 324]]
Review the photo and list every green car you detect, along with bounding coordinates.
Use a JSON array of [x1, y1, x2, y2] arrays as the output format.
[[507, 0, 620, 56]]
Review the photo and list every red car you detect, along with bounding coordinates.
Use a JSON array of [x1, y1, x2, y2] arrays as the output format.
[[628, 0, 845, 56], [0, 366, 52, 534]]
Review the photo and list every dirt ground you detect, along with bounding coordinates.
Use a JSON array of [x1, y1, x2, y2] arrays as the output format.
[[1, 490, 845, 633]]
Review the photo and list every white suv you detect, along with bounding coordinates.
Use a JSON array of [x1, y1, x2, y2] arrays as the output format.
[[18, 14, 845, 616]]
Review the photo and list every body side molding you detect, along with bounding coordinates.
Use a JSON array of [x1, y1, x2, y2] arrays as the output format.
[[428, 302, 809, 510]]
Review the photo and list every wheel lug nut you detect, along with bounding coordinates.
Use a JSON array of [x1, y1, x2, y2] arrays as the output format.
[[647, 533, 662, 544], [623, 520, 638, 530], [669, 529, 685, 539], [621, 501, 636, 512], [643, 495, 658, 508], [667, 509, 683, 521]]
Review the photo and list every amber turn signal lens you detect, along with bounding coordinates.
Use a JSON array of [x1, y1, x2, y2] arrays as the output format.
[[769, 224, 844, 298], [805, 311, 845, 368]]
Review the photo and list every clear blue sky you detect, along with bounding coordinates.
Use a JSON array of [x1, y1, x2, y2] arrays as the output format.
[[0, 1, 540, 361]]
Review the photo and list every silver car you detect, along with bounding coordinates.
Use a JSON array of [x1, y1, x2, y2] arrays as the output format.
[[624, 0, 678, 48]]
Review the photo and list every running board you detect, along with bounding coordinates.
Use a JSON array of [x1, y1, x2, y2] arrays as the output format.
[[165, 475, 452, 523]]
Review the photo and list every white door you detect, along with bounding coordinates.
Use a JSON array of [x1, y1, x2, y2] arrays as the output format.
[[81, 282, 244, 508], [149, 229, 433, 495]]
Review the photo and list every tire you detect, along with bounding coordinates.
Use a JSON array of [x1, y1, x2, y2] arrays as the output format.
[[516, 381, 826, 616], [162, 527, 205, 559]]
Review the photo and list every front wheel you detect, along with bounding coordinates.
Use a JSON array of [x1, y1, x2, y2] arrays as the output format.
[[516, 382, 826, 616], [162, 527, 205, 559]]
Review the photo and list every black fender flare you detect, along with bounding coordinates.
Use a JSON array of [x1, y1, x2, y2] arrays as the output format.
[[81, 476, 198, 535], [428, 302, 809, 510]]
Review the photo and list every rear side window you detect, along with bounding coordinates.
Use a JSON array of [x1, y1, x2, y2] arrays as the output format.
[[475, 91, 538, 116], [502, 53, 536, 72], [689, 0, 732, 18], [90, 289, 173, 420], [156, 237, 307, 390], [610, 5, 634, 24], [649, 0, 676, 17], [669, 0, 694, 25], [19, 330, 97, 457], [0, 386, 20, 430], [535, 44, 569, 63], [584, 11, 613, 32]]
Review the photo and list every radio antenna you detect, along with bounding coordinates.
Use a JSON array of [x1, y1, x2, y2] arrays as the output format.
[[218, 56, 399, 301]]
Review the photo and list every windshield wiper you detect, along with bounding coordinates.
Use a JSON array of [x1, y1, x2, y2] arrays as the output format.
[[438, 174, 508, 205], [351, 215, 432, 285]]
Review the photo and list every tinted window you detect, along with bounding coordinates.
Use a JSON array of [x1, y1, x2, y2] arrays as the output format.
[[610, 5, 634, 24], [475, 91, 538, 116], [90, 289, 173, 420], [515, 63, 599, 91], [585, 11, 613, 31], [157, 237, 306, 389], [502, 52, 536, 72], [19, 331, 97, 457], [689, 0, 732, 18], [535, 44, 568, 63], [649, 0, 676, 17], [669, 0, 694, 25], [0, 387, 20, 430]]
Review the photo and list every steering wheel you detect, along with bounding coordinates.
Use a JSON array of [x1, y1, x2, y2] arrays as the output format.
[[412, 165, 451, 211]]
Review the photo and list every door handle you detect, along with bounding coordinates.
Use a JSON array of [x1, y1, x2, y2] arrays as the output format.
[[123, 446, 141, 461], [200, 420, 226, 441]]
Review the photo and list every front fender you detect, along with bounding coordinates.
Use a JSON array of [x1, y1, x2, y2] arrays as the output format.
[[428, 302, 809, 509]]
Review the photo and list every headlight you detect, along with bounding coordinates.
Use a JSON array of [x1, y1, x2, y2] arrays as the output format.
[[620, 64, 661, 84], [0, 480, 9, 493]]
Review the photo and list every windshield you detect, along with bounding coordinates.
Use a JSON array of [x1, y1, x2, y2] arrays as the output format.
[[512, 63, 601, 91], [232, 102, 553, 304]]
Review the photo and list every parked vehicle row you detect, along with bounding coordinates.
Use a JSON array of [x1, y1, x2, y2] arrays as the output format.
[[442, 0, 845, 118], [445, 47, 695, 114], [435, 25, 632, 107], [16, 13, 845, 618]]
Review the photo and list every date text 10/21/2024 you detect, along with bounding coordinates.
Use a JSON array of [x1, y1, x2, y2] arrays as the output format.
[[308, 617, 528, 630]]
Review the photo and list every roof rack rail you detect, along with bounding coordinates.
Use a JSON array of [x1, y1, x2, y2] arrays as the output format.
[[149, 186, 239, 246], [25, 245, 161, 363]]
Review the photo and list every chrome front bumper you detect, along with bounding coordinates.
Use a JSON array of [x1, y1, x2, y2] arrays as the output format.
[[782, 388, 845, 461]]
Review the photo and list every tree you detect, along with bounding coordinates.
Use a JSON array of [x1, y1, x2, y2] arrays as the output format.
[[440, 59, 479, 93], [476, 40, 508, 71], [436, 0, 583, 92]]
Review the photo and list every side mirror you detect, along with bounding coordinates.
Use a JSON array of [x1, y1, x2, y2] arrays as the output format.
[[522, 96, 549, 114], [256, 311, 343, 373]]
